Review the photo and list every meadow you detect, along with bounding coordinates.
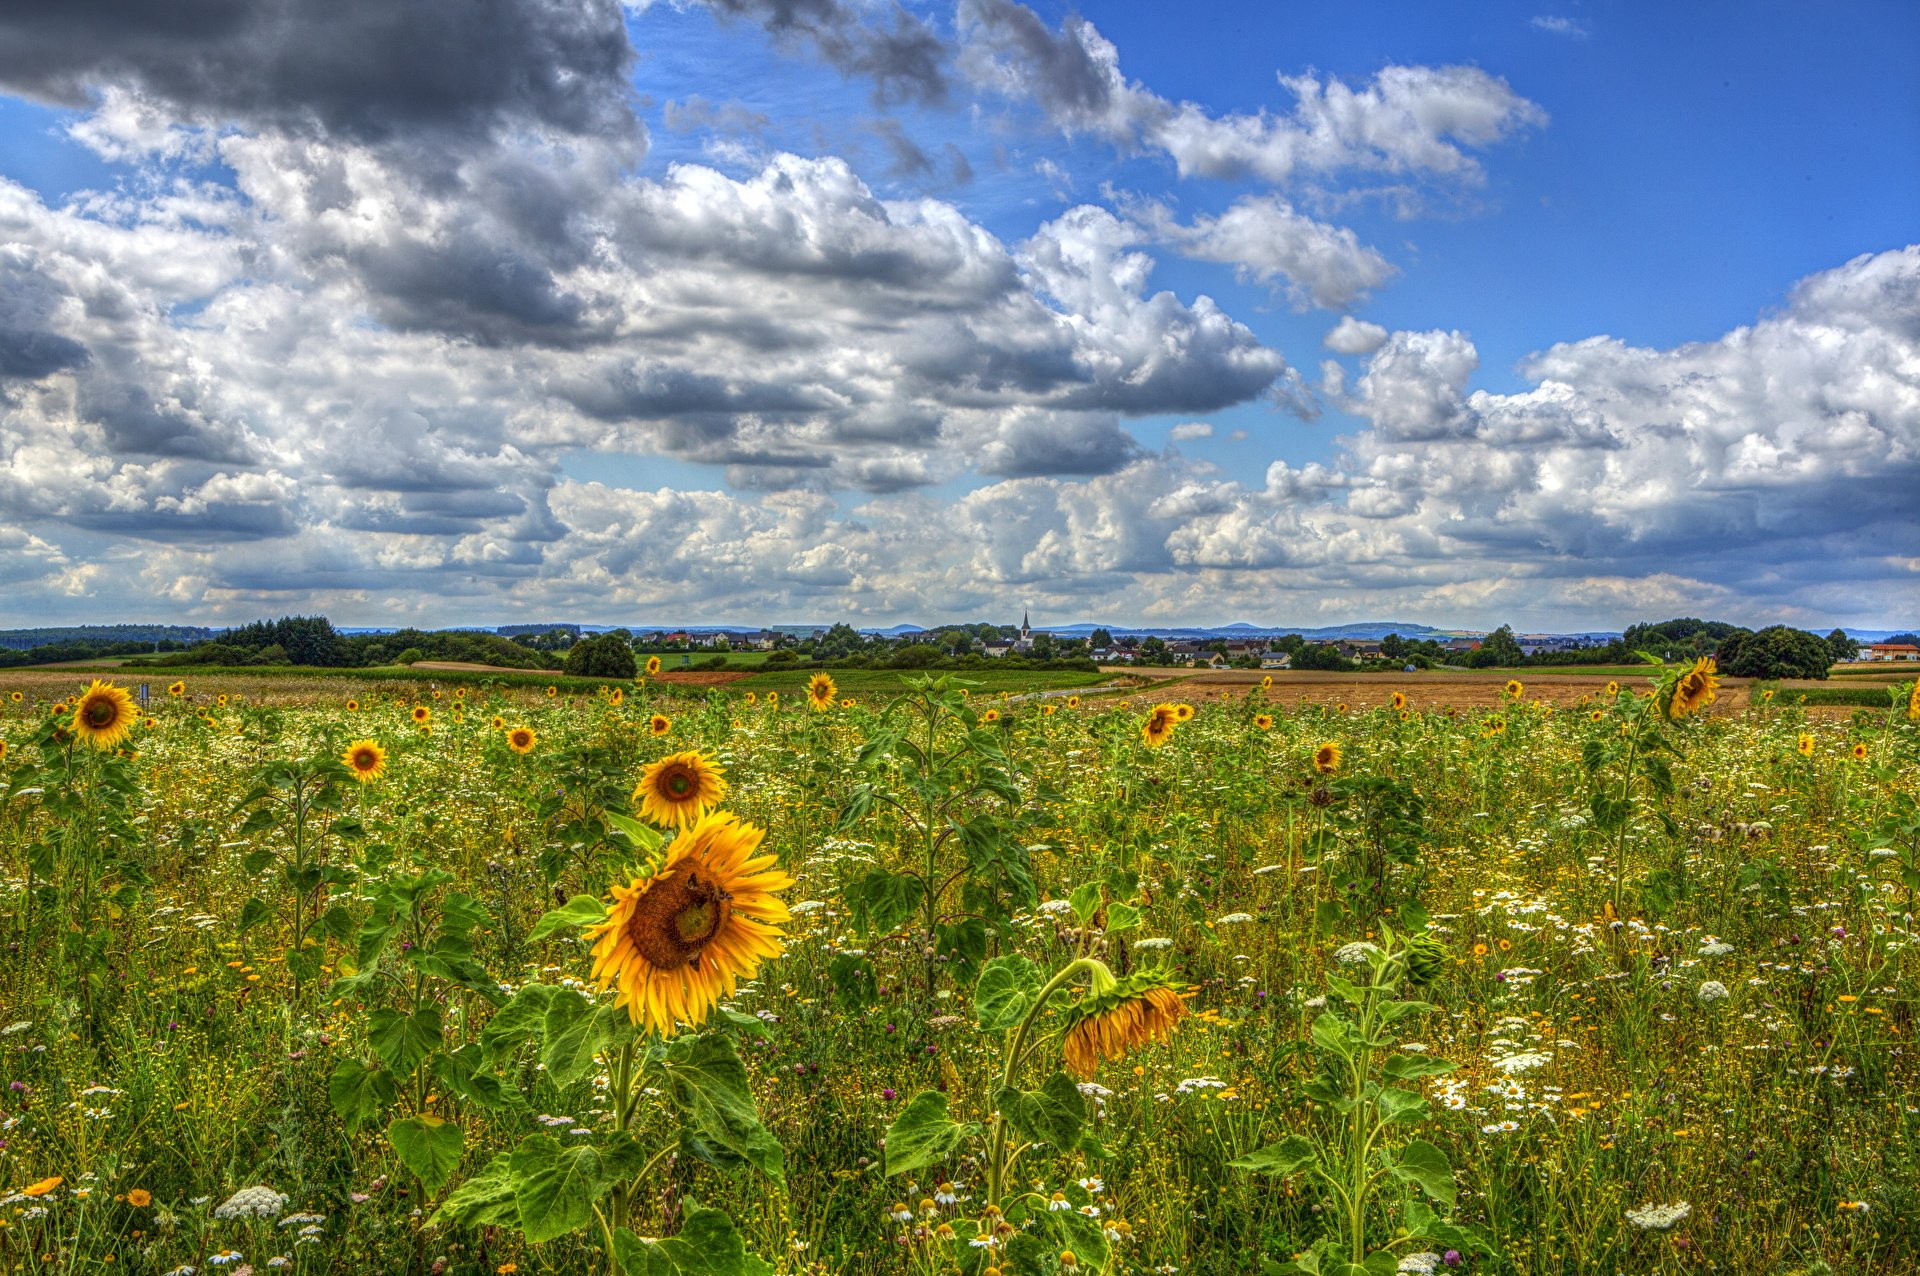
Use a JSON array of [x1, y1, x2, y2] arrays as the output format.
[[1, 664, 1917, 1275]]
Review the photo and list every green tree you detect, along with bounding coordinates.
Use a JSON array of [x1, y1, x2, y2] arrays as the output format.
[[564, 634, 638, 678], [1089, 627, 1112, 649], [1479, 624, 1525, 665], [1716, 626, 1832, 680], [1825, 628, 1859, 665]]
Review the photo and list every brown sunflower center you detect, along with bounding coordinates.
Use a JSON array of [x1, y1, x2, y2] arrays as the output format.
[[624, 860, 733, 971], [662, 766, 695, 798], [83, 698, 118, 727], [353, 749, 378, 770]]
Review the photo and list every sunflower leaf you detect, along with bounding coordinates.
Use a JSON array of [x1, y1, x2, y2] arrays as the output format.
[[606, 812, 664, 856], [509, 1133, 619, 1244], [531, 895, 608, 942], [541, 992, 619, 1089], [613, 1199, 775, 1276], [387, 1114, 463, 1195], [368, 1006, 443, 1080], [997, 1071, 1086, 1150], [973, 954, 1044, 1032], [429, 1150, 519, 1231], [882, 1089, 976, 1178], [327, 1058, 396, 1132], [660, 1032, 785, 1184], [1386, 1139, 1457, 1207]]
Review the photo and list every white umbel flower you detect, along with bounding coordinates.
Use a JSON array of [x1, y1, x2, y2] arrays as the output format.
[[1626, 1200, 1691, 1230], [1696, 981, 1730, 1005], [214, 1186, 289, 1220]]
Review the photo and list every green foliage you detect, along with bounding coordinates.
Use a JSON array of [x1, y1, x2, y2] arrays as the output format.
[[565, 632, 641, 678]]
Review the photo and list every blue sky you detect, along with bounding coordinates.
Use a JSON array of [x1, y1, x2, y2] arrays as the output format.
[[0, 0, 1914, 629]]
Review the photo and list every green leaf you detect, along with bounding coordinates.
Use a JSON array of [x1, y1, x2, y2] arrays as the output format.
[[1103, 901, 1141, 934], [430, 1150, 519, 1230], [846, 867, 921, 937], [607, 811, 666, 854], [510, 1133, 619, 1244], [320, 904, 357, 944], [541, 991, 619, 1088], [1229, 1134, 1319, 1178], [531, 894, 607, 942], [973, 954, 1044, 1031], [388, 1115, 463, 1195], [883, 1090, 975, 1178], [1387, 1139, 1456, 1207], [1377, 1087, 1430, 1125], [1378, 999, 1435, 1024], [996, 1071, 1086, 1150], [368, 1006, 443, 1080], [659, 1032, 785, 1183], [482, 983, 556, 1059], [1309, 1011, 1354, 1058], [1382, 1054, 1456, 1082], [1068, 881, 1102, 924], [828, 953, 876, 1008], [613, 1199, 775, 1276], [327, 1058, 396, 1131], [439, 892, 490, 937], [236, 895, 272, 935]]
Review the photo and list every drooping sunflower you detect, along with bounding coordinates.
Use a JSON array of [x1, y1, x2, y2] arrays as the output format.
[[1504, 680, 1524, 699], [807, 672, 838, 711], [1666, 657, 1719, 720], [646, 655, 663, 676], [167, 681, 185, 697], [634, 749, 728, 828], [507, 726, 538, 755], [411, 705, 432, 725], [1796, 733, 1815, 757], [343, 739, 387, 784], [1483, 715, 1508, 737], [1141, 703, 1179, 747], [1390, 691, 1408, 711], [71, 680, 137, 750], [649, 713, 671, 736], [1311, 741, 1342, 774], [1062, 969, 1189, 1080], [586, 810, 793, 1036]]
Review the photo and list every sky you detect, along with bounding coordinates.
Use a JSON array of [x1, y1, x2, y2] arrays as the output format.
[[0, 0, 1915, 632]]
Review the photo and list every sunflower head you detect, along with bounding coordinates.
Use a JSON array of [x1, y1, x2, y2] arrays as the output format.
[[1141, 703, 1179, 747], [840, 698, 856, 709], [744, 691, 757, 704], [1062, 967, 1189, 1080], [981, 708, 1000, 723], [1762, 688, 1776, 703], [1066, 695, 1080, 709], [1253, 714, 1273, 729], [1042, 703, 1057, 716], [167, 681, 185, 697], [807, 672, 837, 710], [72, 680, 137, 750], [507, 726, 538, 755], [609, 688, 625, 706], [412, 705, 431, 724], [1606, 681, 1620, 696], [1172, 703, 1195, 722], [1483, 715, 1508, 737], [586, 811, 792, 1036], [491, 715, 506, 730], [1907, 681, 1919, 722], [343, 739, 387, 783], [646, 656, 663, 676], [1797, 732, 1815, 757], [1312, 741, 1342, 774], [346, 698, 360, 712], [649, 713, 671, 737], [547, 685, 558, 697], [1390, 691, 1407, 711], [1665, 657, 1719, 720], [216, 694, 229, 707], [765, 691, 779, 706], [1851, 742, 1868, 762], [1504, 680, 1524, 698], [1260, 675, 1273, 689], [634, 750, 728, 828]]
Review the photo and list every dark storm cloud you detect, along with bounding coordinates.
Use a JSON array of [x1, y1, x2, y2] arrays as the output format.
[[707, 0, 949, 107], [0, 326, 89, 379], [0, 0, 637, 140]]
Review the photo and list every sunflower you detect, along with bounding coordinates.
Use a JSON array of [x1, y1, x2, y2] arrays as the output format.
[[1762, 688, 1776, 703], [1390, 691, 1407, 711], [343, 739, 387, 783], [1605, 681, 1620, 697], [1066, 695, 1080, 709], [1260, 675, 1273, 689], [1041, 703, 1058, 717], [1253, 714, 1274, 729], [1172, 703, 1195, 722], [766, 691, 779, 706], [216, 694, 229, 707], [609, 688, 625, 706], [431, 690, 443, 701], [1483, 715, 1508, 737], [1141, 703, 1179, 747], [1908, 681, 1919, 722], [982, 708, 1000, 723], [1590, 710, 1605, 722], [646, 655, 663, 676], [453, 689, 464, 701], [1850, 742, 1868, 762], [634, 750, 728, 828], [649, 713, 671, 736], [491, 715, 506, 730], [346, 698, 360, 712], [167, 681, 185, 697], [744, 691, 757, 705], [1062, 969, 1189, 1080], [71, 680, 137, 750], [1504, 680, 1524, 698], [0, 741, 8, 761], [507, 726, 538, 755], [412, 705, 432, 724], [1311, 741, 1342, 774], [547, 685, 558, 697], [586, 811, 792, 1036], [840, 698, 856, 709], [1666, 657, 1719, 720], [1797, 733, 1815, 757], [807, 672, 837, 711]]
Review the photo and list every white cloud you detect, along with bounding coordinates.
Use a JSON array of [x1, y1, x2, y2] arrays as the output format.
[[1323, 316, 1390, 355], [1169, 421, 1213, 441], [1143, 195, 1395, 311], [1530, 16, 1590, 38]]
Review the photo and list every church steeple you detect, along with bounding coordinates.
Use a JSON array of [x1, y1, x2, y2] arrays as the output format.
[[1021, 609, 1030, 636]]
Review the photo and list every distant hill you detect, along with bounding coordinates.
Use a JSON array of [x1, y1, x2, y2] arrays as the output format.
[[0, 624, 215, 651]]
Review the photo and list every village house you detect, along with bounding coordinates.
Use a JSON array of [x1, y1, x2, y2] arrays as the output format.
[[1862, 642, 1920, 661]]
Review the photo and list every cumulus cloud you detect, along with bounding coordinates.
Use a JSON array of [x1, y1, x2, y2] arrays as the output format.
[[703, 0, 949, 107], [1142, 195, 1396, 311], [1323, 316, 1389, 355]]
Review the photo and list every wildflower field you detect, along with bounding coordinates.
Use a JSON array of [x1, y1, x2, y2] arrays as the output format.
[[2, 666, 1917, 1276]]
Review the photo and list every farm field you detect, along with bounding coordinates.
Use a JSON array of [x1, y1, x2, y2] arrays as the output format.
[[1, 667, 1918, 1275]]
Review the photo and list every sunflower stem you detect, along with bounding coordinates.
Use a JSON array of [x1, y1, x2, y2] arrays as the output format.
[[985, 957, 1099, 1209]]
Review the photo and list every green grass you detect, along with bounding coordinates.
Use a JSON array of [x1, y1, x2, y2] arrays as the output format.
[[1780, 684, 1906, 707]]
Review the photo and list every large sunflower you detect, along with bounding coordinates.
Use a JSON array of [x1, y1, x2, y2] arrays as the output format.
[[807, 672, 837, 711], [343, 739, 387, 783], [1311, 741, 1342, 774], [586, 811, 792, 1036], [507, 726, 538, 755], [1062, 970, 1189, 1080], [1666, 657, 1719, 720], [72, 680, 137, 750], [1141, 703, 1179, 747], [634, 750, 728, 828]]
